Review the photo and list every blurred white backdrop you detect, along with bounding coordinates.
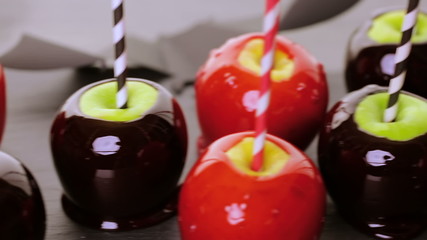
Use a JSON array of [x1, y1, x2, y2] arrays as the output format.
[[0, 0, 263, 55]]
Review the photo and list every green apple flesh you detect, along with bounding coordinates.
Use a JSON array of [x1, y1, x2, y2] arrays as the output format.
[[368, 10, 427, 44], [238, 38, 295, 82], [225, 137, 289, 176], [355, 92, 427, 141], [80, 81, 158, 121]]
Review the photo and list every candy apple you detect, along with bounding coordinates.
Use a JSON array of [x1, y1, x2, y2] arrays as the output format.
[[50, 78, 187, 231], [0, 151, 46, 239], [318, 84, 427, 239], [345, 9, 427, 97], [0, 65, 6, 144], [195, 33, 328, 153], [179, 131, 326, 240]]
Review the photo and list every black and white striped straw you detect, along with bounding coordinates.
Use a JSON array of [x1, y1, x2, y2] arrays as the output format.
[[112, 0, 128, 109], [384, 0, 419, 122]]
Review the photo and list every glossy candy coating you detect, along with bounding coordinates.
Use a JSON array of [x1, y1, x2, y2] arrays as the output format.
[[0, 66, 6, 144], [0, 151, 46, 240], [345, 9, 427, 98], [318, 85, 427, 239], [50, 78, 187, 231], [179, 132, 326, 240], [196, 33, 328, 152]]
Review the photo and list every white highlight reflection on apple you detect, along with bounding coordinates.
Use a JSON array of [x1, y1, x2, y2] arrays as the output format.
[[224, 72, 238, 89], [101, 221, 118, 230], [225, 203, 247, 225], [375, 233, 393, 239], [242, 90, 259, 112], [92, 136, 121, 155], [380, 53, 395, 76], [368, 223, 385, 228], [331, 85, 383, 129], [365, 150, 395, 167]]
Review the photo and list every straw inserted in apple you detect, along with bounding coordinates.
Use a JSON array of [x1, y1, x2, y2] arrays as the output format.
[[112, 0, 128, 109], [251, 0, 281, 171], [384, 0, 419, 122]]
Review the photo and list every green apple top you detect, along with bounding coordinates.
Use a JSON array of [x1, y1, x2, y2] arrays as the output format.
[[237, 38, 295, 82], [79, 81, 158, 121], [225, 137, 289, 176], [368, 10, 427, 44], [355, 92, 427, 141]]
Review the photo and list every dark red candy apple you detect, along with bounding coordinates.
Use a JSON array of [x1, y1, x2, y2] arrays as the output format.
[[318, 84, 427, 239], [345, 9, 427, 98], [196, 33, 328, 153], [50, 78, 187, 231], [0, 151, 46, 239], [179, 131, 326, 240]]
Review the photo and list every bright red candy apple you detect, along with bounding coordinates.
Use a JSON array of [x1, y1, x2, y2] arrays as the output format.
[[196, 33, 328, 152], [0, 65, 6, 144], [179, 131, 326, 240]]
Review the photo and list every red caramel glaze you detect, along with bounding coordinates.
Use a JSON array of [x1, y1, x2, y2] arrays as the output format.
[[0, 66, 6, 144], [180, 132, 326, 240], [196, 33, 328, 151]]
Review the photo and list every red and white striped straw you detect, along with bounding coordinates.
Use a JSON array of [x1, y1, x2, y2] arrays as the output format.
[[384, 0, 419, 122], [251, 0, 280, 171], [112, 0, 128, 109]]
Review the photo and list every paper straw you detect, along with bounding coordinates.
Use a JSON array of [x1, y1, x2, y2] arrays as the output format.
[[112, 0, 128, 109], [384, 0, 419, 122], [251, 0, 280, 171]]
